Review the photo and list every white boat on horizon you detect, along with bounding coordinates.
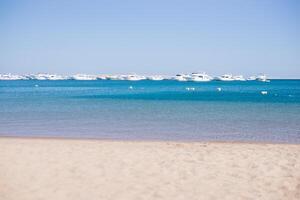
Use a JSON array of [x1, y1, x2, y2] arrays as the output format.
[[233, 75, 246, 81], [0, 74, 27, 80], [47, 74, 68, 80], [215, 74, 235, 81], [124, 74, 146, 81], [173, 74, 189, 81], [72, 74, 97, 80], [106, 75, 123, 80], [147, 75, 165, 81], [96, 75, 108, 80], [247, 76, 257, 81], [33, 74, 49, 80], [188, 72, 212, 82], [256, 74, 269, 82]]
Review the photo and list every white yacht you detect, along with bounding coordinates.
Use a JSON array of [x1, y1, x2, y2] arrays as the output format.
[[215, 74, 235, 81], [96, 75, 108, 80], [0, 74, 26, 80], [34, 74, 49, 80], [233, 75, 246, 81], [106, 75, 122, 80], [173, 74, 189, 81], [124, 74, 146, 81], [72, 74, 97, 80], [188, 72, 212, 82], [147, 75, 165, 81], [256, 74, 268, 82], [247, 76, 257, 81], [47, 74, 67, 80]]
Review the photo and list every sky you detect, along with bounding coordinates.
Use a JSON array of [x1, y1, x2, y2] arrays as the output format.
[[0, 0, 299, 78]]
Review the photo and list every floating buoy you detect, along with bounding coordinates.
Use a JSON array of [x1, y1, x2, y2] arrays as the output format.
[[261, 91, 268, 95], [186, 87, 195, 91], [129, 86, 133, 89], [217, 87, 222, 92]]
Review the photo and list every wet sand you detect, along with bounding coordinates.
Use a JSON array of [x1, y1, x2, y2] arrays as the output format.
[[0, 137, 300, 200]]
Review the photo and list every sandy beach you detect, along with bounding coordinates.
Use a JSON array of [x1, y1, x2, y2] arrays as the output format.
[[0, 137, 299, 200]]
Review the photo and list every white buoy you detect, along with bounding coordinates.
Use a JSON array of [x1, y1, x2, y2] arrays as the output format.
[[186, 87, 195, 91], [217, 87, 222, 91], [261, 91, 268, 95]]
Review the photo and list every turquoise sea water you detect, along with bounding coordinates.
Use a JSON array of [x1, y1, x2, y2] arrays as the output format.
[[0, 80, 299, 143]]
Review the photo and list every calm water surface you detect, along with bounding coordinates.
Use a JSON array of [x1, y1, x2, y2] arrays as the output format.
[[0, 80, 299, 143]]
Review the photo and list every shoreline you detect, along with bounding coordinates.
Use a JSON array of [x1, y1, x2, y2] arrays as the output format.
[[1, 135, 299, 145]]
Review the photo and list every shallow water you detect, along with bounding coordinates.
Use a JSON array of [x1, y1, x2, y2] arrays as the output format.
[[0, 80, 299, 143]]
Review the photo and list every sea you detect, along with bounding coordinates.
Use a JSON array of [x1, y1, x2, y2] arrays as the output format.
[[0, 80, 299, 143]]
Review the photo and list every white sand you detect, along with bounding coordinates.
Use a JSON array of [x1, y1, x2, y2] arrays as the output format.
[[0, 137, 300, 200]]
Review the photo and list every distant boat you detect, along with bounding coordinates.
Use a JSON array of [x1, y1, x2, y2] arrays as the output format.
[[96, 75, 107, 80], [214, 74, 235, 81], [188, 72, 212, 82], [33, 74, 48, 80], [233, 75, 246, 81], [47, 74, 68, 80], [256, 74, 269, 82], [106, 75, 123, 80], [0, 74, 26, 80], [147, 75, 165, 81], [25, 73, 68, 80], [247, 76, 257, 81], [72, 74, 97, 80], [173, 74, 189, 81], [124, 74, 146, 81]]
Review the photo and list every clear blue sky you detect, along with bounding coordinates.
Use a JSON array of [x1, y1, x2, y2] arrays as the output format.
[[0, 0, 299, 77]]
